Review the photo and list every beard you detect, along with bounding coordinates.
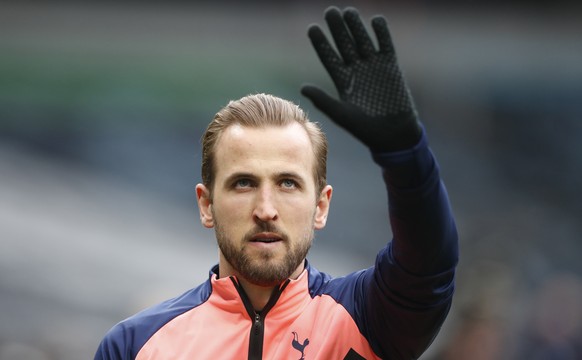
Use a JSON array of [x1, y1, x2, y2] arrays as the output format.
[[214, 219, 313, 287]]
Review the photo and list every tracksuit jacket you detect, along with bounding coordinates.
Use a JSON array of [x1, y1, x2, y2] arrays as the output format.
[[95, 130, 459, 360]]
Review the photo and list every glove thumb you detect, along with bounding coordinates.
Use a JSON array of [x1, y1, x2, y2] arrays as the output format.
[[301, 84, 346, 124]]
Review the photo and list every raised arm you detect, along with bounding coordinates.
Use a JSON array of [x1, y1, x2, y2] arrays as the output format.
[[302, 5, 458, 272], [302, 6, 459, 358]]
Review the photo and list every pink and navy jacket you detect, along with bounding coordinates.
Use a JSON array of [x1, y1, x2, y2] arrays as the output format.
[[95, 132, 458, 359]]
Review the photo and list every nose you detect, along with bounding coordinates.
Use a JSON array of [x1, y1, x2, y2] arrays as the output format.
[[253, 186, 278, 222]]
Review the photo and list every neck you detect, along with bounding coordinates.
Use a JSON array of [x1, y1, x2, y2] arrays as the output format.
[[218, 253, 306, 311], [236, 278, 276, 311]]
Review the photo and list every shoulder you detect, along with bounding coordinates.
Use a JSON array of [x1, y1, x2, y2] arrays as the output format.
[[306, 260, 372, 307], [95, 280, 212, 359]]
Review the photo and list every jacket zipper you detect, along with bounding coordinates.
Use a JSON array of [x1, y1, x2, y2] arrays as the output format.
[[249, 312, 264, 360], [230, 277, 290, 360]]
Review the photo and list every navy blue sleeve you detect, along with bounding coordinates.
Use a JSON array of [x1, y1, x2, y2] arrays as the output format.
[[94, 322, 135, 360], [325, 128, 458, 359], [372, 128, 459, 277], [94, 278, 213, 360], [364, 128, 458, 358]]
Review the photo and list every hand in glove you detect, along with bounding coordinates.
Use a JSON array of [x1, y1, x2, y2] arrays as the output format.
[[302, 7, 422, 152]]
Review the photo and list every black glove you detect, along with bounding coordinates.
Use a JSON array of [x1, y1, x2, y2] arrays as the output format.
[[302, 6, 422, 152]]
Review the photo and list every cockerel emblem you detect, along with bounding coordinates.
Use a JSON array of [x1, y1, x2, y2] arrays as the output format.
[[291, 331, 310, 360]]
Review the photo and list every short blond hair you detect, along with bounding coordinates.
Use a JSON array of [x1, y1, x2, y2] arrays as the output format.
[[201, 93, 328, 195]]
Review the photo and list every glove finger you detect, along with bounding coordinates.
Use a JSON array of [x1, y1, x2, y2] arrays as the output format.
[[343, 7, 376, 59], [324, 6, 359, 64], [371, 15, 396, 56], [301, 84, 349, 126], [307, 24, 346, 86]]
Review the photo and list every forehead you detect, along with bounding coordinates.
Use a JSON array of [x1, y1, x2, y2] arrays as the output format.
[[213, 123, 315, 178]]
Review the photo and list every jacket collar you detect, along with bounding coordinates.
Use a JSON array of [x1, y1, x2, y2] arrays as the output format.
[[207, 261, 316, 318]]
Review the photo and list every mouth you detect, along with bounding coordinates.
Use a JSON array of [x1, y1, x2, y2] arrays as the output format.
[[250, 233, 283, 243]]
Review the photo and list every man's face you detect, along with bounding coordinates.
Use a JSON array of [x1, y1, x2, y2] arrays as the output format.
[[196, 122, 332, 286]]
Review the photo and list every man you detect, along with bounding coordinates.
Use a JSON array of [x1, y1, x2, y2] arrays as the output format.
[[95, 6, 458, 360]]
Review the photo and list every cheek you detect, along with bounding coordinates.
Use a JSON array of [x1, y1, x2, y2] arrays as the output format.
[[213, 196, 250, 222], [281, 199, 317, 225]]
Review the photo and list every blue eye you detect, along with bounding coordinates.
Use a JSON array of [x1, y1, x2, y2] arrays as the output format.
[[235, 179, 252, 188], [281, 179, 297, 189]]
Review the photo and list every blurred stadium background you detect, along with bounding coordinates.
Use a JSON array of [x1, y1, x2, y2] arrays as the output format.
[[1, 1, 581, 359]]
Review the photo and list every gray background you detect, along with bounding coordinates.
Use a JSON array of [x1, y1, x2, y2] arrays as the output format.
[[1, 1, 581, 359]]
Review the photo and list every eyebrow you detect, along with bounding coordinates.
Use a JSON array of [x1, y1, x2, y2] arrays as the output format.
[[223, 172, 257, 185], [274, 172, 305, 182], [223, 171, 306, 185]]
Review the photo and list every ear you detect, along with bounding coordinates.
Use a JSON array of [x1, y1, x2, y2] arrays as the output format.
[[314, 185, 333, 230], [196, 184, 214, 228]]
